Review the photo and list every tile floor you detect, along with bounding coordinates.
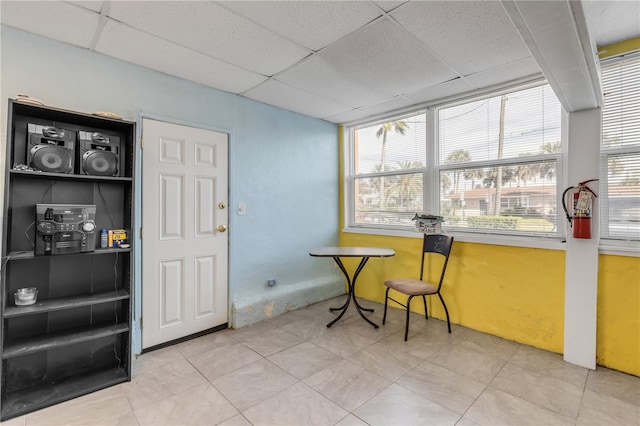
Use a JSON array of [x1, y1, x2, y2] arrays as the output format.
[[3, 296, 639, 425]]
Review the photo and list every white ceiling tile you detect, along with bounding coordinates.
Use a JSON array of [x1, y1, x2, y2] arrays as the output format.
[[276, 55, 390, 108], [67, 1, 103, 13], [391, 1, 531, 76], [582, 1, 640, 47], [464, 57, 541, 89], [95, 19, 267, 94], [3, 0, 637, 122], [219, 1, 382, 51], [356, 95, 416, 115], [374, 2, 408, 13], [323, 109, 376, 124], [320, 18, 458, 95], [0, 1, 99, 48], [324, 95, 416, 124], [107, 1, 311, 76], [404, 77, 475, 104], [243, 80, 352, 119]]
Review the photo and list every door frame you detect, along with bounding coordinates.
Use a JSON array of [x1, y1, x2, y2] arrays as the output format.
[[133, 112, 232, 355]]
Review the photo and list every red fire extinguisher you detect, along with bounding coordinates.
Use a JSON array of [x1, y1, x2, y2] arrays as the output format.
[[562, 179, 598, 239]]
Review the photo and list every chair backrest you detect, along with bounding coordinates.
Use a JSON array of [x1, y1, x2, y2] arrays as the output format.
[[419, 234, 454, 290]]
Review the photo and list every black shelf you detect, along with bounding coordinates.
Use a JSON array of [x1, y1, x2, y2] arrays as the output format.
[[1, 367, 129, 420], [1, 99, 134, 420], [9, 168, 133, 182], [5, 289, 129, 318], [7, 248, 132, 261], [3, 322, 129, 359], [8, 100, 135, 132]]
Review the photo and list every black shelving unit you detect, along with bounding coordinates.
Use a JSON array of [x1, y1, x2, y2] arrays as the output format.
[[1, 100, 135, 420]]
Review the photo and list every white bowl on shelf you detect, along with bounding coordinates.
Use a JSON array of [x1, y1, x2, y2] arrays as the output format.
[[15, 287, 39, 306]]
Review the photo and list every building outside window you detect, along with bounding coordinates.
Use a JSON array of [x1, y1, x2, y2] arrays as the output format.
[[600, 54, 640, 242], [345, 82, 563, 237]]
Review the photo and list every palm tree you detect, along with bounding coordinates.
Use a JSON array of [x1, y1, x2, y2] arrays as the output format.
[[464, 168, 485, 189], [386, 161, 424, 209], [540, 141, 561, 154], [515, 162, 534, 186], [441, 173, 452, 193], [537, 141, 561, 181], [445, 149, 472, 194], [376, 120, 408, 207], [514, 153, 535, 186], [483, 167, 515, 188], [376, 120, 409, 172]]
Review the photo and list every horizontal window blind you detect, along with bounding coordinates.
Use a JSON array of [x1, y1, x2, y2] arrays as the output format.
[[602, 153, 640, 239], [438, 161, 558, 233], [601, 55, 640, 240], [602, 56, 640, 149], [438, 85, 562, 164], [354, 112, 426, 175], [353, 173, 423, 227]]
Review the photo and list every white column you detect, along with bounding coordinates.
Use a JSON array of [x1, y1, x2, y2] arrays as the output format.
[[564, 107, 601, 369]]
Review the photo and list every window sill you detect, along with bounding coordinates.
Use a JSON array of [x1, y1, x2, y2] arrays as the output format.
[[599, 241, 640, 257], [342, 226, 566, 251], [344, 227, 640, 256]]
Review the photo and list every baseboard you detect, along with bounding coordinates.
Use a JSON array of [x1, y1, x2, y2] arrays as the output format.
[[230, 276, 344, 328]]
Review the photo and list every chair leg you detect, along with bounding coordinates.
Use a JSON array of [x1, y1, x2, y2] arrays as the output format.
[[422, 296, 428, 320], [438, 293, 451, 333], [383, 287, 390, 325], [404, 295, 414, 341]]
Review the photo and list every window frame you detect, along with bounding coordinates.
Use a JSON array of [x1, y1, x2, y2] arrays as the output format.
[[432, 154, 563, 237], [598, 52, 640, 248], [343, 80, 567, 249], [347, 110, 428, 232]]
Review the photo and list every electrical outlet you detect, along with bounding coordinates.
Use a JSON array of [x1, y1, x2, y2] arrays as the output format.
[[238, 203, 246, 215]]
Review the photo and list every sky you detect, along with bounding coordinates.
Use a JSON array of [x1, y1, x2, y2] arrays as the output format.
[[355, 85, 562, 174]]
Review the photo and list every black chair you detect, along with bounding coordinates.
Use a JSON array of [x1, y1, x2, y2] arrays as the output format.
[[382, 234, 454, 341]]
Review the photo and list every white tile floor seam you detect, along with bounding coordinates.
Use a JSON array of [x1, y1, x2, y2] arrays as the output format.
[[8, 296, 640, 426], [454, 364, 502, 422], [182, 358, 246, 423]]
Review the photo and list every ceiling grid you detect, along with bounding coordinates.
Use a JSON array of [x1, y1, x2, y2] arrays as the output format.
[[0, 0, 637, 122]]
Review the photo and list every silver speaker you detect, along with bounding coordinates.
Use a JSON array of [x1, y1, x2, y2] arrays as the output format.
[[27, 124, 75, 174], [78, 131, 122, 177]]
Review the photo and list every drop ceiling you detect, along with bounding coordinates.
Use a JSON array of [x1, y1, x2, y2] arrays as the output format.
[[1, 1, 638, 124]]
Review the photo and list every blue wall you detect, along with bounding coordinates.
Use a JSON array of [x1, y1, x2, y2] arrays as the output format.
[[0, 26, 343, 352]]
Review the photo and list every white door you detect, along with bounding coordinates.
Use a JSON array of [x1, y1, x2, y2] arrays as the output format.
[[141, 119, 228, 349]]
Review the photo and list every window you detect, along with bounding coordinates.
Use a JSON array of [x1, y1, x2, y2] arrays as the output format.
[[350, 111, 426, 228], [600, 54, 640, 241], [436, 85, 562, 234], [346, 83, 563, 237]]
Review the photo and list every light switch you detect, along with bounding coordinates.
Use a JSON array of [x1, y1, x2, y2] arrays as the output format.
[[238, 203, 246, 215]]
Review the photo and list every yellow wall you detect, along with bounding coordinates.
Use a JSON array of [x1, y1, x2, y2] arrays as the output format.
[[339, 125, 639, 376], [597, 254, 640, 376], [338, 233, 566, 353], [598, 37, 640, 59]]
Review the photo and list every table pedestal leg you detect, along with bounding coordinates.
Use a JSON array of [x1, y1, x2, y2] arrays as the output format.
[[327, 256, 379, 329]]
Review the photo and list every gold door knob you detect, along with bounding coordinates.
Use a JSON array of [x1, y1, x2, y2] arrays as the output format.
[[218, 202, 226, 209], [216, 225, 227, 232]]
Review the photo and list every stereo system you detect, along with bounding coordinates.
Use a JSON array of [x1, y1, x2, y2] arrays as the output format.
[[35, 204, 97, 255], [27, 124, 122, 177]]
